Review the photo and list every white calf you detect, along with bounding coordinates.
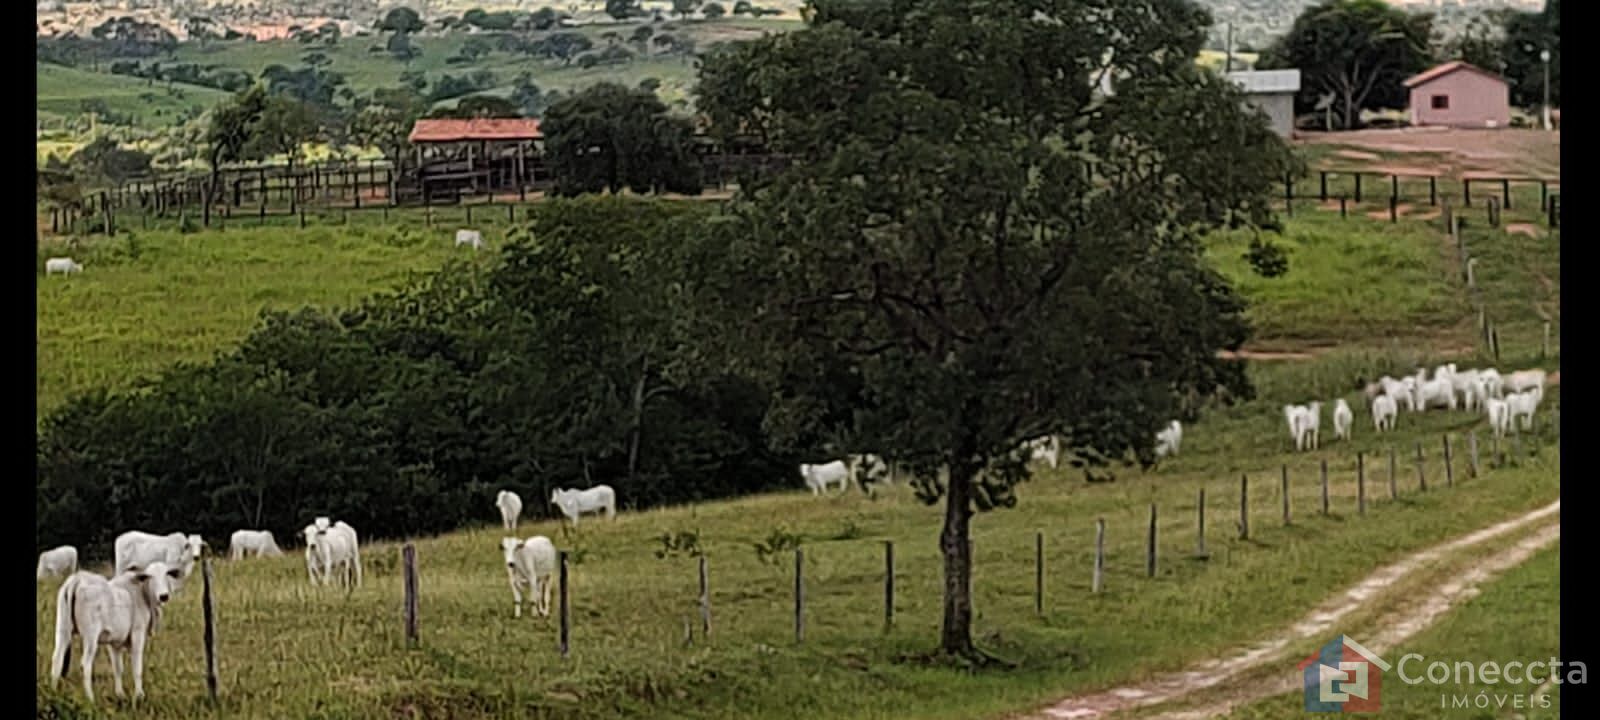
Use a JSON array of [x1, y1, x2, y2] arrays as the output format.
[[500, 536, 557, 618], [1484, 397, 1512, 438], [37, 545, 79, 581], [1506, 388, 1544, 432], [496, 490, 524, 531], [228, 530, 283, 560], [1371, 393, 1398, 432], [1154, 420, 1183, 458], [550, 485, 618, 526], [113, 531, 204, 584], [454, 229, 484, 250], [1415, 377, 1458, 411], [45, 257, 83, 275], [1332, 399, 1353, 441], [799, 461, 852, 496], [303, 522, 361, 588], [50, 561, 179, 702]]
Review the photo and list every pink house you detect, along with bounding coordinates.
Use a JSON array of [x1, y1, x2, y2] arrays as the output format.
[[1404, 61, 1511, 129]]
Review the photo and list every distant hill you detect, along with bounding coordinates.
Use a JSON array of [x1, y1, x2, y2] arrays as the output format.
[[36, 60, 230, 128]]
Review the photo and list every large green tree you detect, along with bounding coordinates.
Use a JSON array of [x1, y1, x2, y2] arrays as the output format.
[[689, 0, 1294, 659], [1502, 0, 1559, 110], [1262, 0, 1433, 129], [541, 82, 703, 196]]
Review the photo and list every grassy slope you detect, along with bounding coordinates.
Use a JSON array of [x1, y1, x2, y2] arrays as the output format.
[[34, 203, 1561, 720], [35, 225, 471, 416], [36, 61, 230, 127]]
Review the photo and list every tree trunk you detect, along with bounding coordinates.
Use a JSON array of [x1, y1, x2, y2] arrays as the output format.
[[627, 358, 648, 483], [939, 462, 976, 656]]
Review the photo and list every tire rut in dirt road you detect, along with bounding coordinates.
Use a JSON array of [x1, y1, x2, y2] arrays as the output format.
[[1137, 520, 1560, 720], [1013, 499, 1560, 720]]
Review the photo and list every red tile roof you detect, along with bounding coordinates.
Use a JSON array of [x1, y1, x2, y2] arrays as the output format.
[[1403, 61, 1506, 89], [409, 118, 543, 143]]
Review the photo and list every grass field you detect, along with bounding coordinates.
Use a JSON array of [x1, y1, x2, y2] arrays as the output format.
[[35, 225, 474, 417], [34, 132, 1560, 718], [36, 61, 230, 128]]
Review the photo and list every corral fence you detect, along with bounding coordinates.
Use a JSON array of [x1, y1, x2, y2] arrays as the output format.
[[1278, 169, 1560, 230], [186, 421, 1558, 699]]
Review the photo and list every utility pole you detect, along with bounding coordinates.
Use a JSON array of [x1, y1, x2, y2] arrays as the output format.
[[1224, 22, 1235, 74], [1541, 49, 1552, 130]]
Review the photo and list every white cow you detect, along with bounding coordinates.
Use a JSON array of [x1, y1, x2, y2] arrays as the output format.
[[550, 485, 618, 526], [799, 461, 852, 496], [1284, 402, 1321, 451], [227, 530, 283, 560], [1504, 369, 1547, 395], [1484, 397, 1512, 438], [113, 531, 204, 584], [1378, 376, 1415, 412], [50, 561, 179, 702], [1479, 368, 1505, 398], [1022, 436, 1061, 469], [37, 545, 79, 581], [1371, 393, 1398, 432], [1506, 387, 1544, 432], [496, 490, 524, 531], [500, 536, 557, 618], [454, 229, 484, 250], [1415, 376, 1458, 411], [1154, 420, 1183, 458], [44, 257, 83, 276], [1332, 398, 1353, 441], [302, 522, 362, 588]]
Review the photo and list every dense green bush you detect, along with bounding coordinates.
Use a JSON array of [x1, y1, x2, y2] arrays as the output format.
[[35, 198, 797, 559]]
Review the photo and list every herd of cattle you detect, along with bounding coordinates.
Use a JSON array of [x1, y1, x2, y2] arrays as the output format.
[[37, 365, 1550, 703], [37, 485, 621, 704], [1283, 364, 1548, 451]]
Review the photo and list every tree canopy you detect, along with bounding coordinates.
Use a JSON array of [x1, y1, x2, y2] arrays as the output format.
[[689, 0, 1294, 659], [1262, 0, 1434, 129], [541, 82, 703, 197], [1502, 0, 1559, 109]]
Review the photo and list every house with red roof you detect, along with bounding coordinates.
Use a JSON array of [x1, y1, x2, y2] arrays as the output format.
[[1404, 61, 1511, 129]]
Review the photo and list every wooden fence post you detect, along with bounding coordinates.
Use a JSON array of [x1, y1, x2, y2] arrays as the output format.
[[1035, 532, 1044, 615], [698, 555, 711, 640], [1339, 195, 1347, 218], [558, 550, 570, 657], [1415, 442, 1426, 491], [794, 548, 804, 643], [403, 544, 419, 649], [1320, 459, 1330, 516], [202, 557, 219, 703], [1145, 505, 1157, 578], [1444, 435, 1455, 488], [1195, 488, 1207, 558], [1238, 475, 1249, 540], [1468, 430, 1480, 478], [1093, 518, 1105, 594], [884, 541, 894, 630], [1281, 465, 1291, 526], [1357, 452, 1366, 515], [1389, 447, 1399, 499]]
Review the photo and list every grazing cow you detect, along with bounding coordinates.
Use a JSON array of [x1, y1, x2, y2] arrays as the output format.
[[799, 461, 852, 496], [455, 229, 483, 250], [550, 485, 618, 526], [496, 490, 524, 532], [1022, 436, 1061, 469], [1484, 397, 1512, 438], [44, 257, 83, 276], [1154, 420, 1183, 459], [37, 545, 79, 581], [1415, 377, 1458, 411], [227, 530, 283, 560], [1332, 399, 1353, 441], [500, 536, 557, 618], [1371, 393, 1398, 432], [302, 522, 362, 588], [113, 532, 204, 585], [1284, 402, 1321, 451], [50, 561, 179, 702]]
